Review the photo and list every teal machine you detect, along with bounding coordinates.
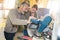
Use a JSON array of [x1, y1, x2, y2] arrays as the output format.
[[27, 16, 52, 40]]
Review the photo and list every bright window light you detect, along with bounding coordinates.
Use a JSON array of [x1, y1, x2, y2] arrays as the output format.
[[3, 0, 16, 9], [0, 10, 3, 19], [0, 3, 3, 9], [47, 1, 60, 14], [4, 10, 10, 18], [47, 0, 60, 20], [57, 25, 60, 36]]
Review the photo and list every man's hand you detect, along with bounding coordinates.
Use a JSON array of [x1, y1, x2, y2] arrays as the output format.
[[25, 20, 30, 24]]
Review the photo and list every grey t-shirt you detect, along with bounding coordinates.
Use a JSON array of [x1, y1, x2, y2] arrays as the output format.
[[4, 9, 30, 33]]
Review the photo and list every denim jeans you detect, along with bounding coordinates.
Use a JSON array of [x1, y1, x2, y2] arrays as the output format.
[[57, 36, 60, 40], [4, 31, 16, 40]]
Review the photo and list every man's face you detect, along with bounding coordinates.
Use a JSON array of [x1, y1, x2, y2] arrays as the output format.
[[30, 8, 37, 13], [22, 5, 29, 12]]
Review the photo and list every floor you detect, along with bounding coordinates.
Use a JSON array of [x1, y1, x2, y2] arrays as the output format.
[[0, 19, 6, 40]]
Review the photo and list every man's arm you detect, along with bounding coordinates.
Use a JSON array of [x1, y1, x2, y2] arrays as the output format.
[[8, 10, 27, 25]]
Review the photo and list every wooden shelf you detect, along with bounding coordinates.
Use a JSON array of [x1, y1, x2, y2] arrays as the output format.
[[0, 0, 3, 3]]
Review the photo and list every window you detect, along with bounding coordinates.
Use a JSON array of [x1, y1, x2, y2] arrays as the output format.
[[0, 0, 16, 19]]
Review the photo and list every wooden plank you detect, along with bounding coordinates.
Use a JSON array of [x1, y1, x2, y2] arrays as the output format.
[[38, 0, 49, 8], [0, 0, 3, 3]]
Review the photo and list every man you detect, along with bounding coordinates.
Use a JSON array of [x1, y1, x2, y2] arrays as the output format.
[[4, 2, 30, 40]]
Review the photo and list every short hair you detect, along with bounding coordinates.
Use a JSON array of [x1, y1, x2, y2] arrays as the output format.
[[32, 4, 38, 10], [18, 2, 30, 8], [21, 2, 30, 6]]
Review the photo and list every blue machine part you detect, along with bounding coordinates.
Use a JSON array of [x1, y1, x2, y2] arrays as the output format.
[[38, 16, 52, 33], [30, 19, 39, 24], [23, 29, 28, 36]]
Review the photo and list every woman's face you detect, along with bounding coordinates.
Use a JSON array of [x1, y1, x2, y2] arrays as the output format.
[[30, 8, 37, 13]]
